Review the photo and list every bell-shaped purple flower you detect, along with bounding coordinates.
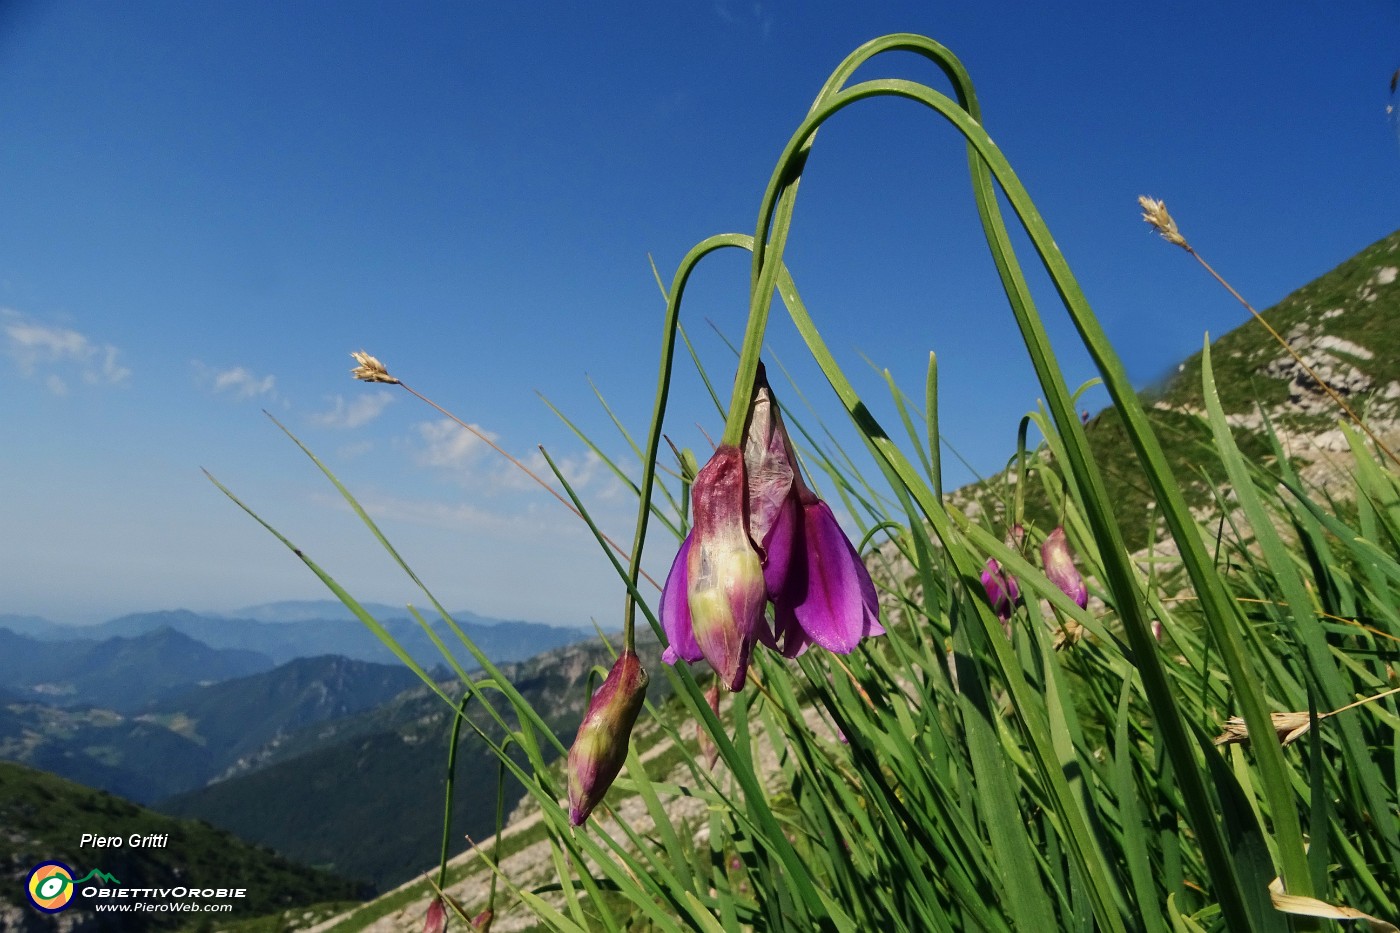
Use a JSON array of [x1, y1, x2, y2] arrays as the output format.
[[1041, 526, 1087, 608], [567, 649, 649, 825], [659, 363, 882, 688], [981, 558, 1020, 621]]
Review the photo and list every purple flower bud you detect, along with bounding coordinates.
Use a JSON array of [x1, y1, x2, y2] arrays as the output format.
[[1041, 527, 1088, 609], [981, 558, 1020, 621], [567, 650, 649, 826], [424, 897, 447, 933]]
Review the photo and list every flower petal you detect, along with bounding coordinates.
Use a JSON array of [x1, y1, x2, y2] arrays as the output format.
[[660, 532, 702, 664], [759, 494, 797, 596], [787, 500, 881, 654]]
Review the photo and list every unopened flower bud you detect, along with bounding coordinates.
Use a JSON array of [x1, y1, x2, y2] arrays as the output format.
[[1041, 526, 1088, 609], [981, 558, 1020, 621], [424, 896, 447, 933], [567, 650, 649, 826]]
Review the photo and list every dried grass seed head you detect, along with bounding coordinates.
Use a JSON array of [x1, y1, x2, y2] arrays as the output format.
[[350, 350, 399, 384], [1137, 195, 1188, 249]]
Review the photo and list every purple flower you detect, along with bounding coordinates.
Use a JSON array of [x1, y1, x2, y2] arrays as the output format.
[[1041, 526, 1088, 609], [424, 896, 447, 933], [660, 364, 882, 689], [668, 445, 768, 691], [980, 558, 1020, 621], [566, 650, 649, 825], [763, 494, 884, 657]]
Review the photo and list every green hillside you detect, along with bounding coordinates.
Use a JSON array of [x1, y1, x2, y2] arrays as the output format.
[[0, 761, 366, 930], [157, 638, 661, 893], [954, 229, 1400, 551]]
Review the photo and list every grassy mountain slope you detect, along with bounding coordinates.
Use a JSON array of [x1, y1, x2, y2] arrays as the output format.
[[157, 638, 661, 893], [953, 229, 1400, 551], [143, 655, 424, 776], [0, 761, 365, 931]]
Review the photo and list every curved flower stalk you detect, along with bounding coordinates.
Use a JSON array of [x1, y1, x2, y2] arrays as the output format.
[[566, 650, 649, 825], [661, 364, 882, 689]]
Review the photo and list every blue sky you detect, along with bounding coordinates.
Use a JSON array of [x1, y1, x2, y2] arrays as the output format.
[[2, 1, 1397, 627]]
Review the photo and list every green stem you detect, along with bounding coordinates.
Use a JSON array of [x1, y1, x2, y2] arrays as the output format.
[[625, 233, 758, 650], [437, 691, 474, 892]]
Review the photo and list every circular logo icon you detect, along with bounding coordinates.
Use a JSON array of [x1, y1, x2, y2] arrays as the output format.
[[26, 862, 76, 913]]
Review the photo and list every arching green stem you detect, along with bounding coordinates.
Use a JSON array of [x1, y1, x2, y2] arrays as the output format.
[[624, 232, 757, 651]]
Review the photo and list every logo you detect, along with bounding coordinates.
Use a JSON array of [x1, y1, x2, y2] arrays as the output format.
[[25, 862, 121, 913]]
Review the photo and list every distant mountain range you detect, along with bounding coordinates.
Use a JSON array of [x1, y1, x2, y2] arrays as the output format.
[[0, 626, 273, 711], [0, 655, 424, 804], [0, 601, 588, 668], [0, 599, 594, 808], [0, 625, 648, 892]]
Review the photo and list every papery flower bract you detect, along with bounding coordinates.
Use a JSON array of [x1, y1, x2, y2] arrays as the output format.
[[566, 650, 648, 826], [470, 908, 495, 932], [683, 445, 767, 690], [350, 350, 399, 384], [1041, 526, 1088, 608], [981, 558, 1020, 621], [741, 366, 797, 592]]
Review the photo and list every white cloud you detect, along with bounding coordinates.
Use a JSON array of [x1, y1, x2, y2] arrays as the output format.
[[312, 392, 393, 429], [414, 418, 498, 469], [193, 361, 277, 401], [2, 308, 130, 393], [507, 448, 615, 497], [212, 366, 277, 399]]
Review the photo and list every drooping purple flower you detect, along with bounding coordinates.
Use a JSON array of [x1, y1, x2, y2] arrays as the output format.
[[659, 363, 882, 687], [424, 896, 447, 933], [566, 650, 649, 825], [980, 558, 1020, 621], [1041, 526, 1088, 609], [682, 445, 767, 691], [765, 493, 883, 657]]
